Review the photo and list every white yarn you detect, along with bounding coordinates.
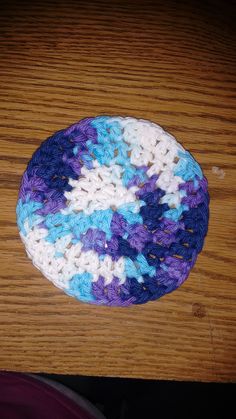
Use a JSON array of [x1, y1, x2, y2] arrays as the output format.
[[64, 165, 139, 215], [21, 228, 126, 288]]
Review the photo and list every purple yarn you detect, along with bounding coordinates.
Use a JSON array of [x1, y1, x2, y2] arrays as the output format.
[[110, 213, 128, 236], [81, 228, 106, 254], [62, 154, 82, 176], [106, 236, 119, 261], [152, 218, 184, 247], [179, 177, 208, 194], [127, 175, 142, 188], [136, 174, 158, 198], [37, 197, 66, 216], [162, 254, 197, 285], [92, 276, 134, 306], [127, 223, 151, 252], [65, 118, 98, 144], [182, 190, 205, 208], [19, 172, 48, 201]]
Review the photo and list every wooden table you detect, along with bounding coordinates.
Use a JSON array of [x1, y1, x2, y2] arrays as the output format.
[[0, 0, 235, 382]]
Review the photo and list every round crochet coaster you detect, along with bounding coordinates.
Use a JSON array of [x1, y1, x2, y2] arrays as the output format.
[[16, 116, 209, 306]]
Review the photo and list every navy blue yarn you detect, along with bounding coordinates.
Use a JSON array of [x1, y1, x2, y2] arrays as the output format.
[[143, 243, 166, 267], [120, 187, 209, 274], [140, 202, 169, 230], [123, 275, 173, 304], [68, 130, 87, 143], [181, 199, 209, 253], [117, 237, 138, 259], [168, 243, 193, 260], [122, 277, 151, 304], [141, 188, 165, 206], [105, 243, 119, 260], [177, 230, 203, 253], [26, 129, 92, 199]]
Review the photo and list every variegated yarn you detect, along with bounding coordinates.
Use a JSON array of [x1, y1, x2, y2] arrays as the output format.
[[16, 116, 209, 306]]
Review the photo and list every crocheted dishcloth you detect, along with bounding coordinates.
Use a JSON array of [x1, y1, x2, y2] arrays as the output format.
[[16, 116, 209, 306]]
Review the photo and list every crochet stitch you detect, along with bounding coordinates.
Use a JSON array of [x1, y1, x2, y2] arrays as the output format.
[[16, 116, 209, 306]]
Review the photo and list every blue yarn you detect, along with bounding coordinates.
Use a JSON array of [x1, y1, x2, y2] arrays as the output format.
[[124, 258, 142, 280], [161, 190, 186, 207], [67, 272, 94, 302], [90, 116, 110, 130], [45, 208, 113, 243], [106, 121, 123, 141], [136, 253, 156, 277], [174, 151, 203, 181], [122, 166, 136, 186], [90, 209, 113, 239], [112, 142, 130, 166], [16, 198, 43, 235], [117, 203, 143, 224], [73, 146, 79, 155], [91, 118, 149, 190], [55, 251, 64, 258], [122, 166, 147, 187], [163, 204, 188, 222], [80, 152, 94, 168], [91, 118, 123, 143], [86, 142, 115, 165], [46, 226, 72, 243], [124, 255, 156, 281]]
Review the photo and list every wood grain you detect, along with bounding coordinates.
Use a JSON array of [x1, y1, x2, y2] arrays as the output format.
[[0, 0, 236, 382]]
